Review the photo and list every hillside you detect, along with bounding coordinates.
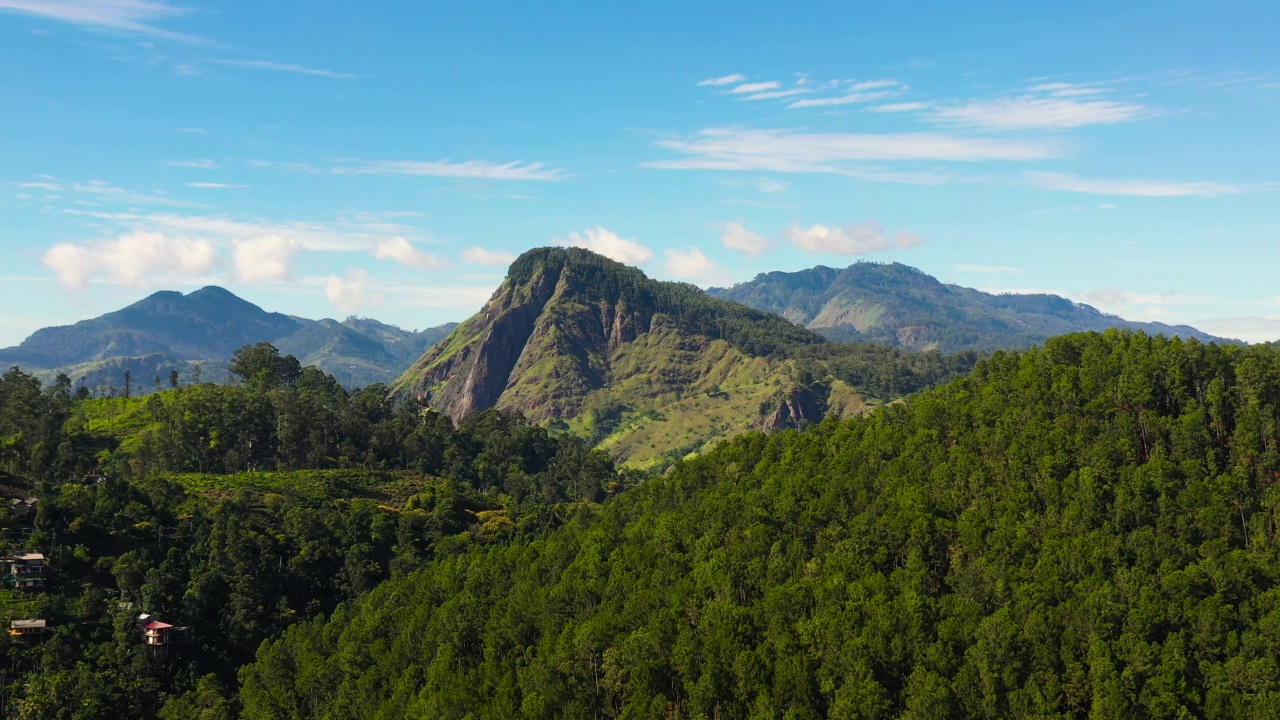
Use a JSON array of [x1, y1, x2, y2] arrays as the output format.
[[708, 262, 1226, 352], [0, 362, 625, 717], [242, 331, 1280, 719], [0, 287, 456, 390], [392, 247, 971, 468]]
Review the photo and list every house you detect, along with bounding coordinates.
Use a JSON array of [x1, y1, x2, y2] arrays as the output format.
[[138, 614, 189, 660], [8, 497, 37, 520], [9, 552, 47, 591], [8, 618, 47, 645]]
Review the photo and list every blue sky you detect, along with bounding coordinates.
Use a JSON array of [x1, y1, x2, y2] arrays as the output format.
[[1, 0, 1278, 346]]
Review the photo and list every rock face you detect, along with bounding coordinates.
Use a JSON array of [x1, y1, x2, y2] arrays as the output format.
[[392, 247, 838, 466]]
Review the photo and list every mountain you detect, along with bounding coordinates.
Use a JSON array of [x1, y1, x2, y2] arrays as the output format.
[[0, 286, 456, 391], [241, 331, 1280, 718], [392, 247, 973, 468], [708, 261, 1227, 352]]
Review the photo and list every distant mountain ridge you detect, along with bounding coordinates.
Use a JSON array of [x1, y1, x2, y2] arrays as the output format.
[[0, 287, 456, 391], [708, 262, 1228, 352]]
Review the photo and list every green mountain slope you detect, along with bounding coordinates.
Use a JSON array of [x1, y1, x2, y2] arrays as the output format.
[[392, 248, 966, 468], [708, 261, 1228, 352], [0, 287, 456, 390], [242, 331, 1280, 719]]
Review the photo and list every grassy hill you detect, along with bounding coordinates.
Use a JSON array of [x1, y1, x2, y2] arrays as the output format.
[[709, 261, 1228, 352], [393, 248, 972, 468]]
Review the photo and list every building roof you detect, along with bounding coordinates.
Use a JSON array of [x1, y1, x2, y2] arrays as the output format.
[[9, 498, 36, 506], [12, 553, 45, 561], [10, 619, 46, 629], [143, 621, 174, 630]]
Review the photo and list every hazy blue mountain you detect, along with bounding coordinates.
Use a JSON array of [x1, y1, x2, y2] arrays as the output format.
[[708, 261, 1229, 352], [0, 287, 456, 391]]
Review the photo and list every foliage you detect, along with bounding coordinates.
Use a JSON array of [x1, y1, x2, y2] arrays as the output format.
[[243, 331, 1280, 719], [0, 352, 625, 718]]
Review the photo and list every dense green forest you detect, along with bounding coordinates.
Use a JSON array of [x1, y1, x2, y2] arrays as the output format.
[[241, 331, 1280, 719], [0, 345, 627, 718]]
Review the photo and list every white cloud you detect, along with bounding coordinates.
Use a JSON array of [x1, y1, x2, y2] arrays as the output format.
[[0, 0, 201, 42], [847, 79, 901, 92], [373, 237, 447, 270], [325, 269, 373, 314], [697, 74, 745, 87], [247, 159, 321, 174], [1027, 172, 1244, 197], [331, 159, 566, 181], [788, 90, 900, 108], [461, 246, 516, 267], [872, 102, 928, 113], [186, 182, 247, 189], [664, 247, 729, 286], [41, 231, 219, 289], [716, 222, 772, 257], [729, 81, 781, 94], [232, 235, 300, 283], [647, 128, 1060, 176], [744, 88, 811, 101], [165, 159, 219, 169], [556, 227, 652, 265], [212, 59, 356, 80], [929, 95, 1149, 130], [787, 221, 923, 256]]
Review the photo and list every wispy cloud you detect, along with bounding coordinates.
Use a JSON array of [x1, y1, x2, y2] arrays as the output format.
[[186, 182, 247, 189], [871, 102, 928, 113], [929, 92, 1149, 130], [646, 128, 1060, 177], [165, 159, 220, 169], [0, 0, 202, 42], [1026, 171, 1246, 197], [729, 81, 782, 94], [788, 89, 900, 109], [212, 59, 357, 80], [331, 159, 567, 181], [787, 221, 923, 256], [697, 73, 745, 87], [65, 209, 430, 253], [35, 179, 196, 207], [247, 159, 321, 174]]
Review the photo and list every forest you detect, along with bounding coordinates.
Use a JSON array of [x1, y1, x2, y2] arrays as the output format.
[[0, 343, 626, 718], [6, 331, 1280, 717], [240, 331, 1280, 719]]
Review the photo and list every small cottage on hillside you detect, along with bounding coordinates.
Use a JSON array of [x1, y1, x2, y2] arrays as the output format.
[[9, 618, 47, 645], [8, 552, 47, 591], [8, 497, 37, 520]]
